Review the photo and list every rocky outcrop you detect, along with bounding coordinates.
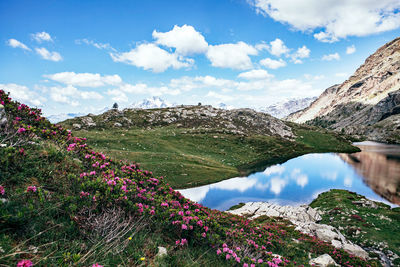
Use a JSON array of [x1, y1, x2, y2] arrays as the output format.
[[309, 254, 339, 267], [229, 202, 369, 259], [287, 37, 400, 143], [63, 105, 295, 140], [0, 104, 7, 129]]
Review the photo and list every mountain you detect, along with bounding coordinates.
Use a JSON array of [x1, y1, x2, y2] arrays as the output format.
[[47, 106, 110, 123], [131, 96, 174, 109], [288, 37, 400, 143], [216, 103, 235, 110], [47, 112, 86, 123], [259, 97, 317, 119]]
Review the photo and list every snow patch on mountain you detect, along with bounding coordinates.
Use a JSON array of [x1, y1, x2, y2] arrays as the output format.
[[259, 97, 317, 119]]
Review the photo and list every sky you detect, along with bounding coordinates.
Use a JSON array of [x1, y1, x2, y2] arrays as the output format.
[[1, 0, 400, 116]]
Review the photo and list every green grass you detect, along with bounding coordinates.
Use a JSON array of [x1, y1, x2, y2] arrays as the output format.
[[75, 125, 358, 189], [310, 189, 400, 265]]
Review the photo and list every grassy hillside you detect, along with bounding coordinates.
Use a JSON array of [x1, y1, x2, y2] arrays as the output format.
[[60, 111, 358, 189], [0, 90, 378, 266]]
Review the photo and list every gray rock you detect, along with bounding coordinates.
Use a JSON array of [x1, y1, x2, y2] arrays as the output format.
[[309, 254, 339, 266], [114, 122, 122, 127], [0, 104, 7, 128], [156, 246, 167, 258], [73, 123, 81, 129], [229, 202, 369, 259]]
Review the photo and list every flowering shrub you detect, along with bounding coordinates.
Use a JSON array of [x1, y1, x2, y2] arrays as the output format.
[[17, 259, 33, 267], [0, 90, 376, 266]]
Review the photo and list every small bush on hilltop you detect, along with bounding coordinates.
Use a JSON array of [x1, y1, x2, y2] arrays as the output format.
[[0, 90, 379, 266]]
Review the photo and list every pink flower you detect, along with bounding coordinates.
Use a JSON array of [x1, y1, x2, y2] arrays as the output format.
[[92, 264, 103, 267], [0, 185, 4, 195], [26, 186, 37, 193], [243, 264, 249, 267], [236, 257, 241, 263], [181, 224, 187, 230], [180, 238, 188, 245], [175, 240, 180, 245], [201, 232, 206, 238], [17, 259, 33, 267], [216, 249, 221, 255], [18, 128, 26, 133], [258, 259, 263, 263], [226, 254, 230, 260]]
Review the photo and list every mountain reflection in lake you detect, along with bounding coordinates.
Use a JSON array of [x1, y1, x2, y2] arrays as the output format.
[[179, 141, 400, 211]]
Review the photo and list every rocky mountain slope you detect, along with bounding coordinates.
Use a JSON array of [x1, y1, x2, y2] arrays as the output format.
[[260, 97, 317, 119], [287, 37, 400, 143], [63, 104, 294, 139]]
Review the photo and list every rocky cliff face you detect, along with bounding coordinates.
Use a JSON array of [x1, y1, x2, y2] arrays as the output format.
[[287, 37, 400, 143], [62, 105, 294, 140]]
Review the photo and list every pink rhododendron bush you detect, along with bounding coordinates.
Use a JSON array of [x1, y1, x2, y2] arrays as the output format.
[[0, 90, 377, 266]]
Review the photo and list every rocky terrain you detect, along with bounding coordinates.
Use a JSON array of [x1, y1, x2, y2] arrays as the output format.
[[230, 189, 400, 266], [260, 97, 317, 119], [287, 37, 400, 143], [63, 104, 294, 139], [229, 202, 369, 260]]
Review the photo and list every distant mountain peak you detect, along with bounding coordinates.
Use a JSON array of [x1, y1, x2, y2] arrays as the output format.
[[259, 97, 317, 119], [131, 96, 174, 109]]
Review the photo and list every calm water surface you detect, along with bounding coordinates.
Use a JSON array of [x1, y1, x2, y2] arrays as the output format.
[[179, 141, 400, 211]]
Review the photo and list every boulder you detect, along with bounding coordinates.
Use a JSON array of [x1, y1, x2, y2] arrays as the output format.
[[309, 254, 339, 266], [156, 246, 167, 258]]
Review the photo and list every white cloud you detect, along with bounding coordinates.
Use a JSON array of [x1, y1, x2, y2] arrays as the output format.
[[0, 83, 45, 106], [250, 0, 400, 42], [206, 41, 258, 70], [153, 24, 208, 55], [291, 45, 310, 63], [269, 38, 289, 57], [50, 85, 103, 106], [45, 72, 122, 87], [346, 45, 356, 55], [76, 39, 115, 51], [259, 58, 286, 69], [238, 69, 273, 80], [7, 39, 31, 51], [269, 177, 287, 195], [264, 165, 285, 176], [322, 53, 340, 61], [344, 176, 353, 187], [107, 89, 129, 103], [31, 32, 53, 43], [35, 47, 62, 61], [110, 43, 193, 72]]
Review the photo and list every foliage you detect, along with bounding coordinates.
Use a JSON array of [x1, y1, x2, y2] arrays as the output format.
[[0, 90, 377, 266]]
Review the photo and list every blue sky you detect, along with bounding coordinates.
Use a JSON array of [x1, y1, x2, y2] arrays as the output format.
[[1, 0, 400, 116]]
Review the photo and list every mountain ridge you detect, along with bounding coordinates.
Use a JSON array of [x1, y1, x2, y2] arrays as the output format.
[[287, 37, 400, 143]]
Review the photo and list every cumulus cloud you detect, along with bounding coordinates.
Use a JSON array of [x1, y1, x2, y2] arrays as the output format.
[[7, 39, 31, 51], [110, 43, 193, 72], [50, 85, 103, 106], [206, 41, 258, 70], [45, 72, 122, 87], [31, 32, 53, 43], [153, 24, 208, 55], [268, 38, 289, 57], [0, 83, 45, 106], [259, 58, 286, 69], [35, 47, 62, 61], [291, 45, 310, 63], [250, 0, 400, 42], [322, 53, 340, 61], [238, 69, 273, 80], [76, 38, 115, 51], [346, 45, 356, 54]]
